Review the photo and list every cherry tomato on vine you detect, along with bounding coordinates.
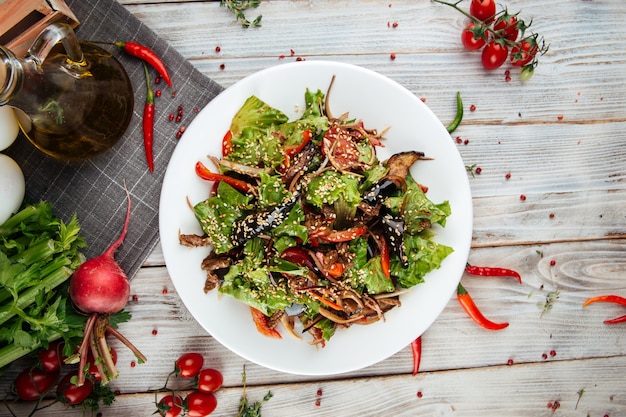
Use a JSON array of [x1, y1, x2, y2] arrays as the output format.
[[56, 371, 93, 405], [493, 14, 519, 42], [186, 391, 217, 417], [197, 368, 224, 394], [470, 0, 496, 23], [37, 340, 65, 373], [510, 40, 538, 66], [481, 41, 509, 70], [14, 367, 59, 400], [461, 22, 487, 50], [176, 352, 204, 378], [158, 394, 183, 417]]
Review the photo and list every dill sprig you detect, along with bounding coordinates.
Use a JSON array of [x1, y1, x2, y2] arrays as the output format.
[[220, 0, 262, 28]]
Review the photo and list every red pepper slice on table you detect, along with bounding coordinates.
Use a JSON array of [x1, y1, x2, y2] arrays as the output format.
[[411, 336, 422, 376], [583, 295, 626, 324], [250, 307, 281, 339], [195, 161, 256, 194], [457, 283, 509, 331], [465, 264, 522, 284], [115, 41, 172, 87], [141, 63, 155, 173]]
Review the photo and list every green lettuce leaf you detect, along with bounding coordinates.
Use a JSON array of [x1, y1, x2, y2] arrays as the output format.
[[393, 234, 454, 288], [194, 182, 253, 254], [229, 95, 289, 138]]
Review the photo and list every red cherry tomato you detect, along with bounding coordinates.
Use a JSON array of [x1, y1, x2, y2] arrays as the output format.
[[87, 347, 118, 381], [197, 368, 224, 394], [510, 41, 538, 66], [37, 340, 65, 373], [469, 0, 496, 23], [493, 15, 519, 42], [176, 353, 204, 378], [186, 391, 217, 417], [56, 371, 93, 405], [461, 22, 487, 51], [481, 41, 509, 70], [158, 394, 183, 417], [14, 367, 59, 400]]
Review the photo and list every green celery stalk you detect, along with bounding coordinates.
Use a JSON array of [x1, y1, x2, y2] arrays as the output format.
[[9, 239, 55, 265], [0, 203, 49, 238], [0, 333, 62, 370], [0, 253, 73, 305], [0, 266, 72, 327]]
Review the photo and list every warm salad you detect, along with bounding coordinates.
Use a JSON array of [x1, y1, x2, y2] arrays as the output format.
[[180, 81, 452, 346]]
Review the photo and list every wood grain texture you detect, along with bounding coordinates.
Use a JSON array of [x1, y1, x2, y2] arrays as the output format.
[[1, 0, 625, 416]]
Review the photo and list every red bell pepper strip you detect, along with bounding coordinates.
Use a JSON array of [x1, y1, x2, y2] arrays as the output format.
[[141, 63, 155, 173], [327, 262, 345, 278], [308, 291, 343, 311], [222, 130, 234, 157], [115, 41, 172, 87], [465, 264, 522, 284], [583, 295, 626, 324], [284, 129, 312, 158], [457, 283, 509, 331], [318, 226, 367, 243], [250, 307, 282, 339], [280, 246, 316, 270], [195, 161, 255, 194], [380, 236, 391, 279], [411, 336, 422, 376]]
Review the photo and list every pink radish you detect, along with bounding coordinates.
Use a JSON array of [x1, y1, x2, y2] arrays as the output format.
[[68, 185, 146, 385]]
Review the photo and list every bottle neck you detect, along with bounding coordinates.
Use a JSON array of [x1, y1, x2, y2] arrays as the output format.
[[0, 47, 23, 106]]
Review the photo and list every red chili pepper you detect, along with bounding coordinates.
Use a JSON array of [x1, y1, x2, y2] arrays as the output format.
[[195, 161, 255, 194], [583, 295, 626, 324], [465, 264, 522, 284], [457, 283, 509, 331], [380, 236, 391, 279], [114, 41, 172, 87], [318, 226, 367, 243], [222, 130, 234, 157], [250, 307, 281, 339], [141, 63, 155, 173], [411, 336, 422, 376]]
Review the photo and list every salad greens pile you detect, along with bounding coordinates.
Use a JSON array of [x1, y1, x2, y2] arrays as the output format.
[[186, 87, 453, 344], [0, 202, 86, 370]]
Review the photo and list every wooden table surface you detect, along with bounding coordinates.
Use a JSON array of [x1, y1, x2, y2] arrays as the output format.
[[2, 1, 626, 416]]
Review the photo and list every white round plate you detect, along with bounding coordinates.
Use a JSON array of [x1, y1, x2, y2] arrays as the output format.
[[159, 61, 472, 375]]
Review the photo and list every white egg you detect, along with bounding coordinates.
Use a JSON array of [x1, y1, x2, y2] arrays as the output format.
[[0, 154, 25, 225], [0, 106, 19, 152]]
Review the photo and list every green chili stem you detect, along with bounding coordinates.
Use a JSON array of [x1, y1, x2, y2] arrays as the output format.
[[446, 91, 463, 133]]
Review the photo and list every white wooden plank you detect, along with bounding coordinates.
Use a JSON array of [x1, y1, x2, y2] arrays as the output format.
[[3, 356, 624, 416]]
